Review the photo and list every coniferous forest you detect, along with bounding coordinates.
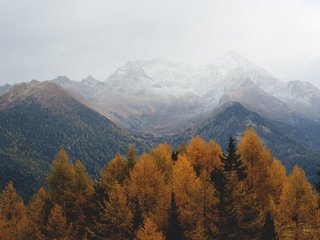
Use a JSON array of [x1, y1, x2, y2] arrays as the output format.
[[1, 128, 320, 240]]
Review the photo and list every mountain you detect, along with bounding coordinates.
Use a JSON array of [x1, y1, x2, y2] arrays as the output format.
[[52, 52, 320, 136], [0, 83, 12, 95], [0, 80, 149, 199], [169, 102, 320, 179]]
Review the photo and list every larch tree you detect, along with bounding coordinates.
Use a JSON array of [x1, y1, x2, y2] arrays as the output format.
[[126, 153, 170, 229], [100, 154, 127, 186], [273, 166, 320, 239], [136, 217, 165, 240], [26, 187, 50, 239], [91, 153, 127, 229], [69, 160, 94, 238], [186, 137, 221, 237], [126, 144, 137, 176], [47, 148, 75, 208], [94, 183, 133, 240], [187, 137, 222, 176], [266, 159, 286, 205], [45, 204, 73, 240], [151, 143, 173, 183], [0, 182, 28, 240], [172, 155, 202, 237], [237, 128, 273, 207]]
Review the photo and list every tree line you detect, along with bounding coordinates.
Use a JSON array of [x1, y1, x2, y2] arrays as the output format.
[[0, 128, 320, 239]]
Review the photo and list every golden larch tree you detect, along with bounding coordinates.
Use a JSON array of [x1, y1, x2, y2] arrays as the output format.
[[0, 182, 28, 240], [237, 128, 273, 207], [172, 155, 202, 237], [151, 143, 173, 183], [46, 204, 73, 240], [136, 217, 165, 240], [273, 166, 320, 239], [126, 153, 170, 229]]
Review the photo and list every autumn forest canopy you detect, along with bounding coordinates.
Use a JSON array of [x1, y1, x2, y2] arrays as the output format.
[[1, 128, 320, 240]]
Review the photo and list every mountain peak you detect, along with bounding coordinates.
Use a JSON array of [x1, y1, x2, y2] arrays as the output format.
[[214, 51, 252, 70], [0, 81, 77, 112], [52, 75, 72, 84], [81, 75, 99, 85]]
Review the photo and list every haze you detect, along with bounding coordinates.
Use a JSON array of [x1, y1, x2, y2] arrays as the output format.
[[1, 0, 320, 86]]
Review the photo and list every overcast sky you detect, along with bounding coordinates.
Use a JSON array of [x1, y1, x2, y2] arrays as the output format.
[[1, 0, 320, 85]]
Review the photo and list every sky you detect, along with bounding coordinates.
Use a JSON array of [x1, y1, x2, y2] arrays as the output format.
[[1, 0, 320, 86]]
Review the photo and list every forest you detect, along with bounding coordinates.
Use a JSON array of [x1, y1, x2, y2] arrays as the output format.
[[0, 128, 320, 240]]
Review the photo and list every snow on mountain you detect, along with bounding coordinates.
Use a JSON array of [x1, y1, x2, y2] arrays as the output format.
[[51, 51, 320, 134], [81, 75, 100, 87]]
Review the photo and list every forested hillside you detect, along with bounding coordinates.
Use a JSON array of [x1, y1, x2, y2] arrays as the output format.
[[1, 129, 319, 239], [0, 81, 149, 200]]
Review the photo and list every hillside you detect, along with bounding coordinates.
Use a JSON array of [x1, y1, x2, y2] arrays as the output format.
[[0, 81, 149, 199], [169, 102, 320, 179]]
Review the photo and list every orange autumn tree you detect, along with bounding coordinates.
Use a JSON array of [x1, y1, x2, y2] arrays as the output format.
[[186, 137, 221, 237], [237, 128, 274, 208], [126, 153, 171, 229], [172, 155, 202, 238], [136, 217, 165, 240], [273, 166, 320, 239], [187, 137, 222, 175], [46, 204, 74, 240], [0, 182, 28, 240], [26, 187, 50, 239], [151, 143, 173, 182]]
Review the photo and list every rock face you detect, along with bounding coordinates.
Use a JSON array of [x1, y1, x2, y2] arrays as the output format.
[[0, 81, 149, 199]]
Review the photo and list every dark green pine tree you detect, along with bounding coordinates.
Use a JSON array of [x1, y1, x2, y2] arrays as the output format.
[[221, 136, 247, 181], [166, 192, 185, 240], [314, 164, 320, 194], [261, 212, 277, 240], [171, 150, 179, 162], [211, 169, 240, 240], [131, 197, 143, 240]]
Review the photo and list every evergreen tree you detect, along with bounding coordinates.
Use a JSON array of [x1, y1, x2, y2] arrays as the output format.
[[132, 197, 143, 239], [314, 163, 320, 194], [166, 192, 185, 240], [262, 212, 277, 240], [210, 171, 240, 240], [221, 136, 247, 180], [171, 150, 178, 162]]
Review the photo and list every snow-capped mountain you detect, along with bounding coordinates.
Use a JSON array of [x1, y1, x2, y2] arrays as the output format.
[[49, 51, 320, 134]]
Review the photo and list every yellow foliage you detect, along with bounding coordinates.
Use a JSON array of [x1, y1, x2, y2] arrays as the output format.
[[172, 155, 202, 236], [187, 137, 222, 174], [274, 166, 320, 239], [126, 153, 170, 229], [238, 128, 273, 207], [0, 182, 28, 240], [136, 217, 165, 240], [151, 143, 173, 182]]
